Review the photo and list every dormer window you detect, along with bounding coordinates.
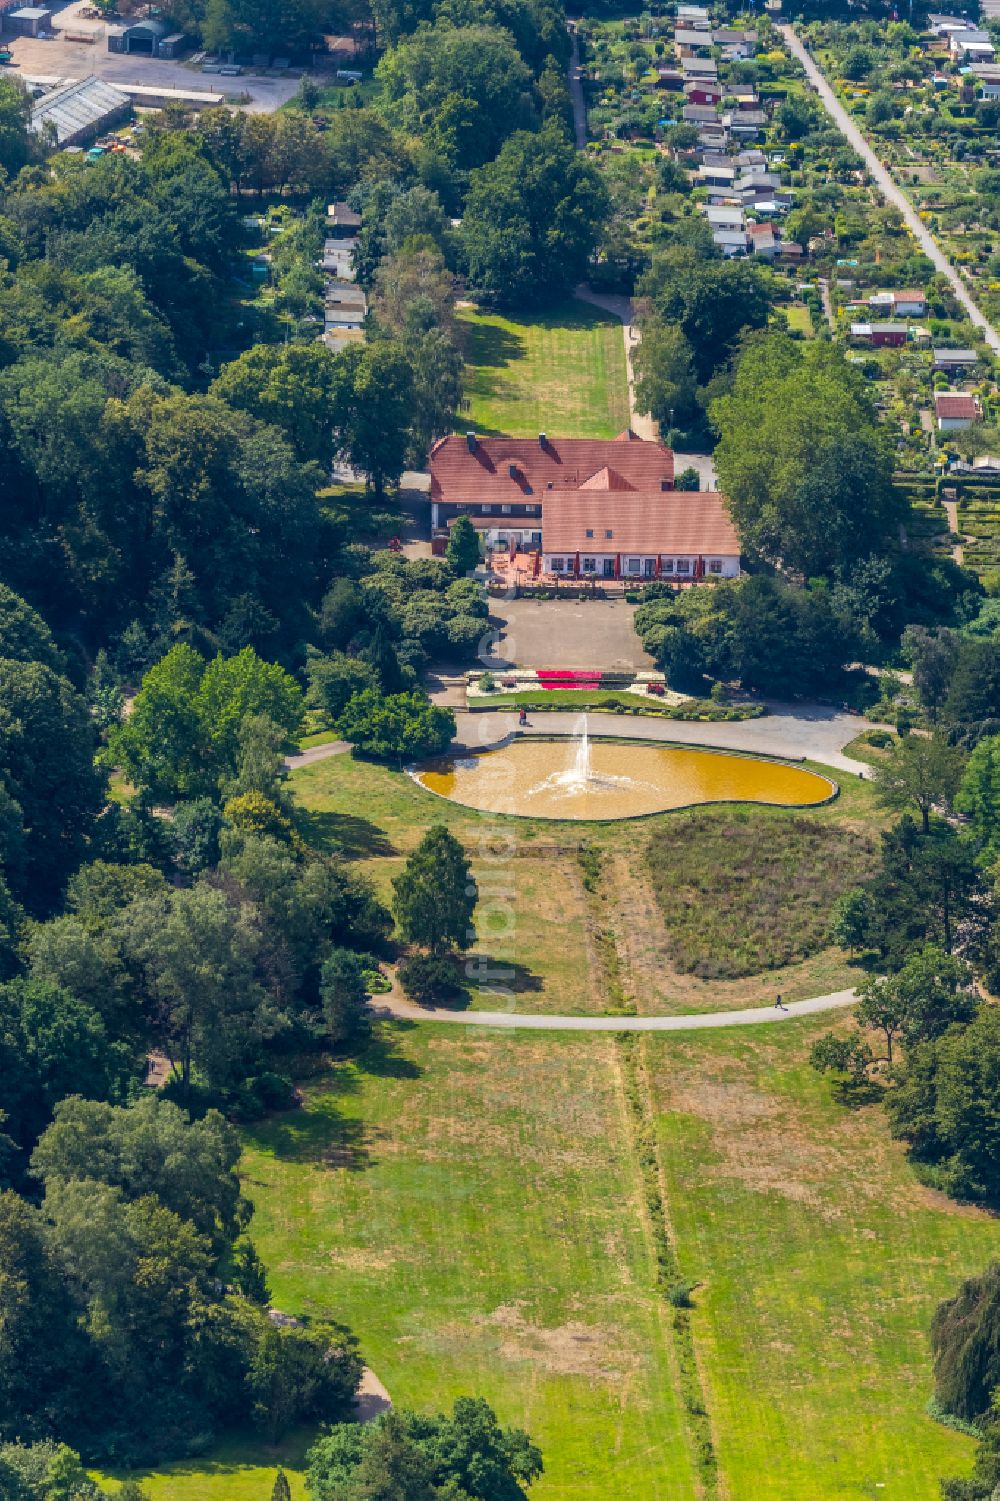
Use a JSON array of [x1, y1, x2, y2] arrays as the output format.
[[586, 529, 594, 539], [605, 529, 613, 540]]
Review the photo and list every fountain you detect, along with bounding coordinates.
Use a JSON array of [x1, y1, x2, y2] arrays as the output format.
[[412, 724, 837, 822], [570, 714, 591, 788], [522, 715, 646, 804]]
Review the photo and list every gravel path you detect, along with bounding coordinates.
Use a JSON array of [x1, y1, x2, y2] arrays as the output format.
[[781, 24, 1000, 356], [943, 498, 965, 566], [372, 988, 858, 1031]]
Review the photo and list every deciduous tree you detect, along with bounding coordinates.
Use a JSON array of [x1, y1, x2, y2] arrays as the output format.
[[711, 334, 899, 576], [461, 125, 609, 308], [871, 732, 966, 834], [336, 689, 454, 766]]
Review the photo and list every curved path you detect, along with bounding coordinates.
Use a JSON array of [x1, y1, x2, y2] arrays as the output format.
[[288, 703, 870, 777], [781, 24, 1000, 356], [373, 987, 858, 1032], [450, 704, 869, 776]]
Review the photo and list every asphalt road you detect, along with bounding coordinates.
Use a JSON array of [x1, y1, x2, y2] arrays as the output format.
[[780, 24, 1000, 357]]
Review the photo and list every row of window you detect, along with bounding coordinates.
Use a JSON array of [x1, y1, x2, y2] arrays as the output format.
[[478, 504, 541, 515], [549, 557, 726, 576]]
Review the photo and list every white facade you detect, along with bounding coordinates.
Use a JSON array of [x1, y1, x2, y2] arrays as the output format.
[[542, 552, 740, 580], [481, 525, 542, 549]]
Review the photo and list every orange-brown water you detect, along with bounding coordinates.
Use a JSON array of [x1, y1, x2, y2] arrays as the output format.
[[414, 740, 834, 821]]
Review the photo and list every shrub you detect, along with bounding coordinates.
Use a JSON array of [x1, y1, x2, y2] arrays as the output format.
[[398, 953, 464, 1006]]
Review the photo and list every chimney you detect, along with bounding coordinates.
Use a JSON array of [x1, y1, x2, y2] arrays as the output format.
[[508, 462, 519, 479], [538, 432, 546, 449], [466, 431, 476, 452]]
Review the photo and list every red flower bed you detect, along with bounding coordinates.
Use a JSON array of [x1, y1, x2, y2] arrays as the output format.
[[536, 670, 603, 690]]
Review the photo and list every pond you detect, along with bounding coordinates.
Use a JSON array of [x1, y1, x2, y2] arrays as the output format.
[[412, 729, 836, 823]]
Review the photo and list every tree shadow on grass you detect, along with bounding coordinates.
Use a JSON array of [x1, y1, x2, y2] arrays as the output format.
[[464, 319, 525, 370], [467, 953, 544, 995], [300, 810, 396, 859], [99, 1427, 314, 1492], [245, 1094, 376, 1171], [358, 1021, 423, 1080], [830, 1077, 885, 1111]]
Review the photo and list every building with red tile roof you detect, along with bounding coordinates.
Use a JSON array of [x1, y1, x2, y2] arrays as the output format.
[[429, 432, 741, 583], [935, 391, 982, 430]]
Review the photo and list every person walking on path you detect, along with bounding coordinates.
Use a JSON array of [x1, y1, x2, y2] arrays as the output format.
[[775, 993, 786, 1011]]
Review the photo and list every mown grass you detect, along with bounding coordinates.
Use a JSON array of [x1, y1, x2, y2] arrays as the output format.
[[469, 690, 750, 721], [356, 851, 607, 1014], [646, 809, 877, 979], [472, 689, 669, 710], [458, 301, 629, 439], [784, 302, 814, 336], [240, 1026, 701, 1500], [92, 1431, 311, 1500], [291, 745, 878, 865], [645, 1019, 996, 1499], [114, 1017, 998, 1500]]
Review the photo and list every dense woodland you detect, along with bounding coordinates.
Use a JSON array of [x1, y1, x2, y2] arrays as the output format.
[[0, 0, 586, 1482]]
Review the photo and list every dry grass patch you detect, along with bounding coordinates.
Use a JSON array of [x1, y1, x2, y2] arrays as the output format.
[[646, 809, 876, 980], [605, 849, 859, 1014]]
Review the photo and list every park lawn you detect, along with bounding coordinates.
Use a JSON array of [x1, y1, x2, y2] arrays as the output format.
[[241, 1025, 701, 1501], [356, 851, 605, 1014], [645, 1018, 997, 1500], [297, 728, 339, 749], [291, 748, 878, 863], [471, 690, 678, 710], [93, 1433, 311, 1501], [292, 753, 881, 1017], [292, 750, 595, 859], [458, 301, 629, 439]]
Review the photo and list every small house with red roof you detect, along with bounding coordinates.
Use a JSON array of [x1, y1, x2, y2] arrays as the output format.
[[935, 391, 983, 431], [429, 432, 741, 583]]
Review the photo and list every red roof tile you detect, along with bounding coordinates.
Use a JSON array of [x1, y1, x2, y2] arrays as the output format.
[[540, 490, 740, 556], [429, 433, 675, 506], [935, 393, 981, 418], [579, 465, 636, 491]]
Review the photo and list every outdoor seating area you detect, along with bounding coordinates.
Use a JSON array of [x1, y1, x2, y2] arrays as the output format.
[[488, 546, 700, 594]]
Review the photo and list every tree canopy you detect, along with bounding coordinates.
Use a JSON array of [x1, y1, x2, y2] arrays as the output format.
[[711, 334, 900, 576], [392, 825, 477, 953], [109, 645, 303, 803], [461, 126, 609, 307]]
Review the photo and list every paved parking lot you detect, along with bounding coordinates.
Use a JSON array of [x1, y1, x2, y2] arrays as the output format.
[[4, 13, 304, 111], [485, 597, 653, 670]]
